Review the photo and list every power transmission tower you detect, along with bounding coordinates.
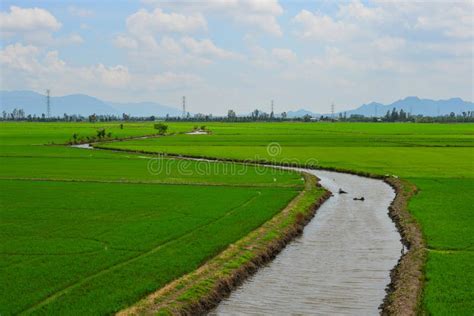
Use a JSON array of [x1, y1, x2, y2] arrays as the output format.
[[271, 100, 274, 118], [331, 103, 335, 119], [182, 96, 186, 118], [46, 89, 51, 118]]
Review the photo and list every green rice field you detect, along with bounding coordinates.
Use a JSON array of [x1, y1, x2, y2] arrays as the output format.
[[0, 122, 302, 314]]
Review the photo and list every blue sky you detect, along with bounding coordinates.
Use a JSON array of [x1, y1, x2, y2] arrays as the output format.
[[1, 0, 473, 114]]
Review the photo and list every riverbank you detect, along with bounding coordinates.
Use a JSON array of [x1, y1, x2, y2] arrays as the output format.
[[90, 139, 425, 315], [212, 169, 402, 314], [381, 178, 425, 315], [118, 172, 329, 315]]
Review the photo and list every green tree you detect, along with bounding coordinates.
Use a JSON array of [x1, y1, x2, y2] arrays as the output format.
[[154, 123, 168, 135], [227, 109, 236, 120], [97, 129, 106, 138]]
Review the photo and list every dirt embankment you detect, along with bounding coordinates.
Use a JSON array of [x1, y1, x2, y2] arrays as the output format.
[[381, 178, 426, 315], [117, 173, 330, 316]]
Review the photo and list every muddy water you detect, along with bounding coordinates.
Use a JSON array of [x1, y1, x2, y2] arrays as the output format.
[[70, 143, 93, 149], [211, 169, 402, 315], [71, 143, 401, 314]]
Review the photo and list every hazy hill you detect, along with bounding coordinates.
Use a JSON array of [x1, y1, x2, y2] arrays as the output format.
[[286, 97, 473, 118], [340, 96, 473, 117], [2, 91, 472, 118], [0, 90, 117, 116], [286, 109, 320, 118], [0, 90, 181, 117]]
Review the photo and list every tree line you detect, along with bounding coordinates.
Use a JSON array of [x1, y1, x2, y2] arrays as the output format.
[[2, 107, 473, 123]]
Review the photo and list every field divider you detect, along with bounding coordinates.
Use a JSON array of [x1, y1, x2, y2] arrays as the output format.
[[80, 137, 426, 315], [0, 177, 301, 189], [117, 172, 330, 315]]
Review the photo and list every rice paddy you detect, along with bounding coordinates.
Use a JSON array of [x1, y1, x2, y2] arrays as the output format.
[[0, 122, 303, 315]]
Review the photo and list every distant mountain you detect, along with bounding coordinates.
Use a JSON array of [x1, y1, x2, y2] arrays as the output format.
[[287, 109, 320, 118], [288, 97, 473, 118], [340, 96, 474, 117], [2, 91, 472, 118], [0, 90, 118, 116], [0, 90, 181, 117]]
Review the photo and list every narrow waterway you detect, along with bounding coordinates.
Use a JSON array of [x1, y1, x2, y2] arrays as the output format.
[[211, 169, 402, 315], [71, 143, 402, 314]]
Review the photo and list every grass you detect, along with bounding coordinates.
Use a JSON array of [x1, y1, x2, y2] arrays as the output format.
[[125, 173, 327, 315], [0, 122, 303, 315], [423, 251, 474, 315], [105, 121, 474, 314]]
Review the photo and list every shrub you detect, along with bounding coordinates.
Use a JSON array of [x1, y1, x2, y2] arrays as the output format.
[[154, 123, 168, 135]]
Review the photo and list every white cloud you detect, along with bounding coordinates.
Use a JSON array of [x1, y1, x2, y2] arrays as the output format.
[[293, 10, 358, 41], [116, 35, 213, 70], [0, 6, 85, 47], [126, 8, 207, 35], [271, 48, 296, 62], [414, 4, 473, 39], [337, 0, 384, 22], [144, 0, 283, 15], [218, 0, 285, 36], [245, 43, 277, 69], [0, 43, 131, 92], [113, 35, 138, 49], [294, 1, 473, 43], [180, 37, 240, 59], [0, 43, 40, 72], [95, 64, 131, 88], [235, 13, 282, 36], [0, 6, 61, 35], [370, 0, 473, 39], [0, 42, 208, 101], [117, 8, 221, 69], [244, 44, 297, 69], [114, 32, 239, 71], [306, 47, 358, 70], [372, 36, 406, 52], [143, 0, 284, 36]]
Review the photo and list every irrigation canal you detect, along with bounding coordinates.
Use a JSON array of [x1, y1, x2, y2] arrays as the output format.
[[72, 144, 402, 315], [211, 169, 401, 315]]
